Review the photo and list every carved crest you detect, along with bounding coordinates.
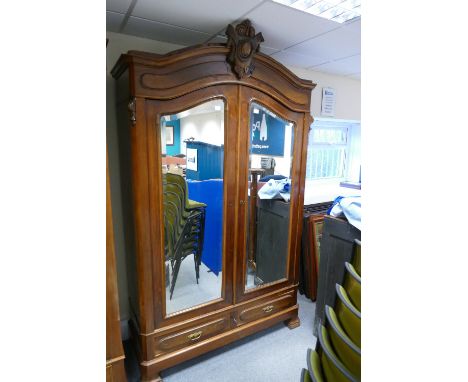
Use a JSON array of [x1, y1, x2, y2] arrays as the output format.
[[226, 20, 264, 80], [128, 97, 136, 126]]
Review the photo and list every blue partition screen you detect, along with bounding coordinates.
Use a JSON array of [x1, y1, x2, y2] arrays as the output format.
[[186, 141, 223, 180], [187, 179, 223, 275]]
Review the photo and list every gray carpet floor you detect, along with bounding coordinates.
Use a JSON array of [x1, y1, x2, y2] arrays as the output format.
[[166, 254, 222, 315], [125, 293, 316, 382]]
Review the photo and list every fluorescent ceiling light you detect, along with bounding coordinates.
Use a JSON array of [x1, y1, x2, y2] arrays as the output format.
[[272, 0, 360, 23]]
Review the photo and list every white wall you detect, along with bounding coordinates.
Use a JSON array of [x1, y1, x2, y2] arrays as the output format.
[[290, 67, 361, 121], [107, 32, 185, 73], [179, 112, 224, 152], [106, 31, 360, 322]]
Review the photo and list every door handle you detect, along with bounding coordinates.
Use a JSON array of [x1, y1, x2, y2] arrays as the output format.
[[188, 331, 202, 341], [262, 305, 274, 313]]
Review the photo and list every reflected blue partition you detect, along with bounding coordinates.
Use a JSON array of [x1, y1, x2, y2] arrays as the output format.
[[187, 179, 223, 275], [186, 141, 224, 181]]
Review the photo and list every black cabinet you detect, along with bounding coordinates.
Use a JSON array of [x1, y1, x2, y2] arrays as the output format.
[[255, 199, 290, 284], [314, 215, 361, 335]]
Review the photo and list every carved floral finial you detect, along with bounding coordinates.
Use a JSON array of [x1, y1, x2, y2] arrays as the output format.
[[128, 97, 136, 126], [226, 20, 264, 80]]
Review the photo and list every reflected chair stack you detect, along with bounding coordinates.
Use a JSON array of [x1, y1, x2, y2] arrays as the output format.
[[163, 173, 206, 299], [301, 240, 361, 382]]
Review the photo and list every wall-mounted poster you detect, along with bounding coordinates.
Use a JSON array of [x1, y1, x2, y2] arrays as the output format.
[[186, 148, 198, 171], [250, 108, 286, 156], [165, 125, 174, 146], [321, 87, 336, 117]]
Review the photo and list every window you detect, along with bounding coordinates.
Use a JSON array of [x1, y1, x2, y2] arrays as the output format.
[[306, 119, 360, 182]]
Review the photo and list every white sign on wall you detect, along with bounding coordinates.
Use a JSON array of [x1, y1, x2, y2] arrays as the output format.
[[186, 148, 198, 171], [321, 87, 336, 117]]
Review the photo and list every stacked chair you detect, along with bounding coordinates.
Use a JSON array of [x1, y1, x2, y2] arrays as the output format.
[[163, 173, 206, 299], [302, 240, 361, 381]]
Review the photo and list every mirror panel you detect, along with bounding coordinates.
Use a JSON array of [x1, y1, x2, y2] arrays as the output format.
[[160, 99, 225, 315], [245, 102, 295, 290]]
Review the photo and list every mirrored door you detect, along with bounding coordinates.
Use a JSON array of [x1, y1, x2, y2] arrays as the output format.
[[159, 99, 226, 316], [245, 102, 296, 291], [234, 87, 306, 302]]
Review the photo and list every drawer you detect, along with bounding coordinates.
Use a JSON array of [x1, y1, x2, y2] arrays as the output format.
[[154, 314, 229, 356], [235, 291, 295, 326]]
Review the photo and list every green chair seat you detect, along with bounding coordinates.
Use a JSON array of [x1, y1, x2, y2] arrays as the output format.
[[352, 239, 361, 276], [343, 262, 361, 312], [306, 349, 325, 382], [335, 284, 361, 347], [300, 368, 313, 382], [325, 305, 361, 377], [166, 173, 206, 211], [317, 325, 358, 382], [163, 173, 206, 298], [187, 199, 207, 209]]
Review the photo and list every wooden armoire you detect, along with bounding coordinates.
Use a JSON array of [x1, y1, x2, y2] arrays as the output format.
[[111, 20, 316, 381]]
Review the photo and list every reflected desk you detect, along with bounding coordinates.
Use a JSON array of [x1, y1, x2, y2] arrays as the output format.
[[186, 179, 223, 275]]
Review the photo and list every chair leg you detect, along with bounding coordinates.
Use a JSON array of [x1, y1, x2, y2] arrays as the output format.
[[197, 210, 206, 268], [170, 256, 182, 300], [193, 210, 205, 284], [194, 253, 200, 284]]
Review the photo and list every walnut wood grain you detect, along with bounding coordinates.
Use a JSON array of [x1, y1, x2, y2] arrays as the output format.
[[226, 19, 264, 79], [111, 47, 315, 112], [111, 20, 314, 382], [234, 86, 305, 304], [285, 316, 301, 329], [155, 316, 229, 355], [106, 148, 127, 382], [237, 293, 294, 324]]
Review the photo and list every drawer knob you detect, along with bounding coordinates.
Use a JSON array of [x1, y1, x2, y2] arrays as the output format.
[[188, 331, 202, 341], [262, 305, 274, 313]]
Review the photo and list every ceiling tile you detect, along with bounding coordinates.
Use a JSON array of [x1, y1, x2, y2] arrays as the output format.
[[310, 54, 360, 76], [123, 17, 212, 46], [107, 11, 125, 33], [132, 0, 264, 35], [207, 35, 228, 44], [260, 46, 280, 55], [287, 18, 360, 60], [106, 0, 133, 14], [270, 50, 329, 69], [205, 35, 278, 55], [243, 2, 339, 50]]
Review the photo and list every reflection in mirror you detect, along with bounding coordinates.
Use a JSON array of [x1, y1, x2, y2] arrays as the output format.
[[160, 99, 225, 315], [245, 102, 294, 290]]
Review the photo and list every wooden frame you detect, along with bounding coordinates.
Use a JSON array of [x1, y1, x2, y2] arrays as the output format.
[[106, 148, 127, 382], [111, 21, 315, 381], [308, 215, 324, 301], [235, 88, 307, 304], [146, 89, 236, 328]]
